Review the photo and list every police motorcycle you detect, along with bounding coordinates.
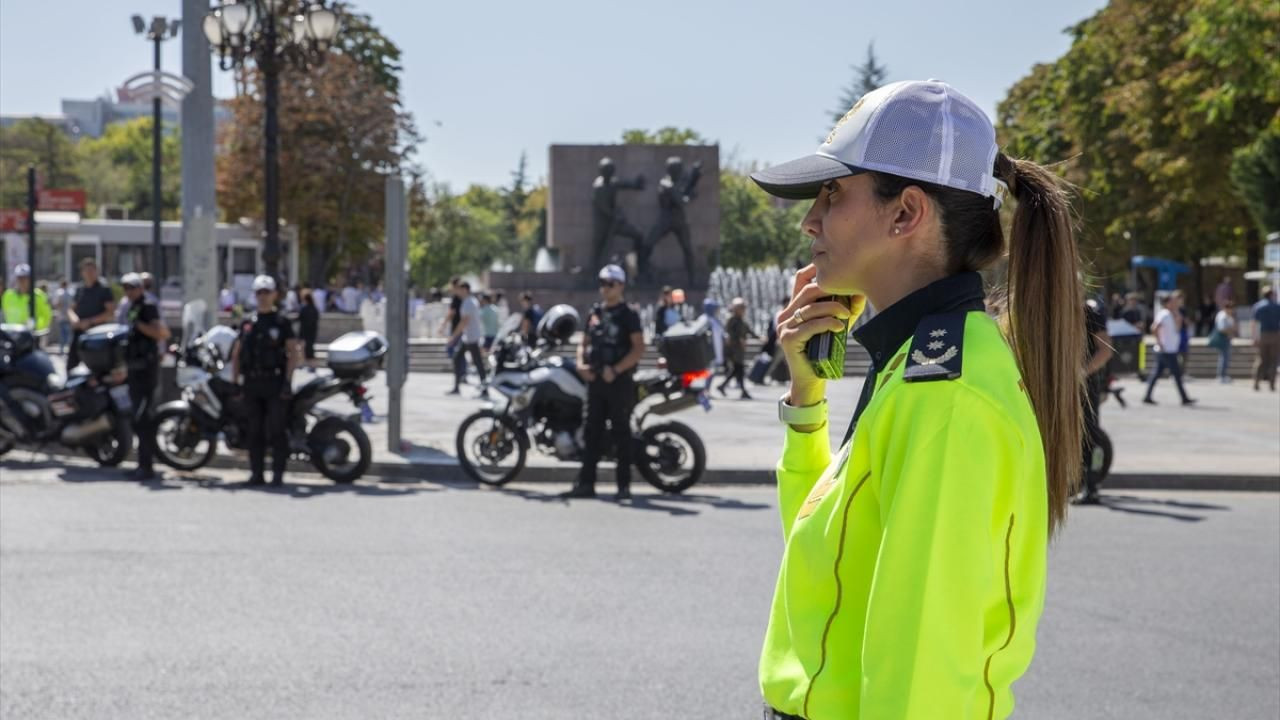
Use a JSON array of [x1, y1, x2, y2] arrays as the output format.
[[454, 305, 712, 493], [0, 323, 135, 466], [151, 303, 384, 483]]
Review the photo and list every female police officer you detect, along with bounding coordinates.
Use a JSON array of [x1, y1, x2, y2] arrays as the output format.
[[751, 80, 1084, 719]]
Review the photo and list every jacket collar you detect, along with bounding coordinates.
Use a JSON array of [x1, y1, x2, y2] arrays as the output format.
[[851, 271, 986, 368]]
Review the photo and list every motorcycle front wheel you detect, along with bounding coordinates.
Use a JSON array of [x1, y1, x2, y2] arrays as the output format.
[[455, 410, 527, 486], [85, 415, 133, 467], [308, 417, 372, 483], [635, 421, 706, 494], [154, 407, 218, 471]]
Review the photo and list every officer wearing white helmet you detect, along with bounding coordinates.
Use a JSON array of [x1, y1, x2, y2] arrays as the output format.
[[565, 264, 645, 500], [229, 275, 300, 485], [1, 263, 52, 332], [120, 272, 170, 481]]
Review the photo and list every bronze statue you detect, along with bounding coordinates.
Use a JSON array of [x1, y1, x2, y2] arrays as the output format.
[[640, 156, 702, 286], [590, 158, 646, 273]]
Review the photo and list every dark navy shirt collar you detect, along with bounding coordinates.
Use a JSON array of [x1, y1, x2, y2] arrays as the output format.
[[851, 271, 986, 368]]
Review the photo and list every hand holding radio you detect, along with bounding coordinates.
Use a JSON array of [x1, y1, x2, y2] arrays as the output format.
[[776, 265, 864, 408]]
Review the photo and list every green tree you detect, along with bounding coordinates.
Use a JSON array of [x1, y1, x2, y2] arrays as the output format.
[[719, 170, 809, 268], [75, 118, 182, 220], [1230, 120, 1280, 236], [217, 4, 419, 286], [620, 127, 706, 145], [833, 42, 888, 123], [0, 118, 82, 208], [409, 182, 508, 288], [332, 1, 404, 95], [997, 0, 1280, 294]]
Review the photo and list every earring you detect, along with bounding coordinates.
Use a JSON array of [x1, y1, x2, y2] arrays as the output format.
[[893, 227, 902, 235]]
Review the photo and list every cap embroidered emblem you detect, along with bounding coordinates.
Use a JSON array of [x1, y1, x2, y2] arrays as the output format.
[[825, 96, 867, 145]]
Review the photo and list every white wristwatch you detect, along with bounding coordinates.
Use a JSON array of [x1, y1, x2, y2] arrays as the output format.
[[777, 395, 827, 426]]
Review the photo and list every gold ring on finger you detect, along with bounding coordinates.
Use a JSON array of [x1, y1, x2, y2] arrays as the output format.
[[791, 309, 805, 326]]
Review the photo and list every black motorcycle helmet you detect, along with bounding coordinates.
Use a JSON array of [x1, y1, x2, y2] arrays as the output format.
[[536, 304, 579, 345]]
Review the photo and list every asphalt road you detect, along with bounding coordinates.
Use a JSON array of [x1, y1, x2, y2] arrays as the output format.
[[1, 462, 1277, 719]]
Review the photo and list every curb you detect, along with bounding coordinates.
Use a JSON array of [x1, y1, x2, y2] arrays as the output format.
[[10, 448, 1277, 493], [204, 454, 1280, 492]]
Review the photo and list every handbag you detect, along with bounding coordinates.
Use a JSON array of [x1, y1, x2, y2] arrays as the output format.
[[1207, 330, 1228, 350]]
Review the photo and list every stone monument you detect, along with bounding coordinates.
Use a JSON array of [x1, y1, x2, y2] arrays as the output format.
[[547, 144, 719, 288]]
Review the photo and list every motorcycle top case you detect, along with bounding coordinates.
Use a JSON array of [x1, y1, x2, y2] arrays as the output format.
[[327, 331, 388, 378], [77, 324, 130, 374], [658, 317, 714, 375]]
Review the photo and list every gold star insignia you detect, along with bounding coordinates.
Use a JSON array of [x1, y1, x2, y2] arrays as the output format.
[[928, 340, 945, 351], [930, 329, 947, 338]]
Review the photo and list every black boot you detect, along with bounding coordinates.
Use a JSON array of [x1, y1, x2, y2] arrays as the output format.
[[562, 484, 597, 499], [616, 484, 632, 501]]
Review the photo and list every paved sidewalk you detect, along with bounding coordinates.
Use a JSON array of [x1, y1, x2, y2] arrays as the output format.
[[331, 369, 1279, 487], [15, 360, 1280, 488]]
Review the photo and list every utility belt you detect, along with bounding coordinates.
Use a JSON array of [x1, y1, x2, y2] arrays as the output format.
[[244, 366, 285, 381]]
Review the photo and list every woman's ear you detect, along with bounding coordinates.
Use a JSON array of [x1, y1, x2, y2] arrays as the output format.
[[891, 186, 930, 237]]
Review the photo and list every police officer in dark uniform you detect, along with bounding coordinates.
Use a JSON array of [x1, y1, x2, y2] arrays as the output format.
[[1076, 297, 1115, 504], [230, 275, 300, 486], [121, 273, 170, 481], [565, 264, 646, 500]]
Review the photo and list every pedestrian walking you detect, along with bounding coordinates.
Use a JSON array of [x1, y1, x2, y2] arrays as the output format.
[[1120, 292, 1146, 328], [67, 258, 115, 371], [479, 292, 499, 351], [1210, 299, 1236, 383], [1, 264, 52, 332], [446, 281, 487, 397], [1143, 291, 1196, 405], [1251, 285, 1280, 392], [564, 264, 645, 500], [53, 279, 72, 354], [1215, 276, 1235, 310], [702, 297, 724, 376], [299, 289, 320, 371], [120, 273, 169, 481], [1075, 298, 1114, 505], [230, 276, 300, 486], [518, 291, 541, 347], [750, 79, 1086, 719], [717, 297, 758, 399]]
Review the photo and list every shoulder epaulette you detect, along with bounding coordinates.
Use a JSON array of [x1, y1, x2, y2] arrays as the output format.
[[902, 311, 969, 382]]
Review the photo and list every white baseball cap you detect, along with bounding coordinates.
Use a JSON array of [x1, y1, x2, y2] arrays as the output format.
[[598, 264, 626, 284], [12, 263, 31, 278], [121, 272, 143, 287], [752, 80, 1004, 209], [252, 275, 277, 292]]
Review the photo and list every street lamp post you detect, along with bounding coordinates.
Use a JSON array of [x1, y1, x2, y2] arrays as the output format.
[[202, 1, 340, 284], [132, 15, 180, 286]]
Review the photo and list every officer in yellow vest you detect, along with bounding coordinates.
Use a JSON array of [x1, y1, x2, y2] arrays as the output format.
[[1, 264, 52, 332], [751, 80, 1086, 719]]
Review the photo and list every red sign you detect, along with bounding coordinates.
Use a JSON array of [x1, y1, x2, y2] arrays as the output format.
[[0, 209, 29, 233], [37, 189, 86, 212]]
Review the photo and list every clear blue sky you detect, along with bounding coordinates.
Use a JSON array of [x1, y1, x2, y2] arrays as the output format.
[[1, 0, 1107, 189]]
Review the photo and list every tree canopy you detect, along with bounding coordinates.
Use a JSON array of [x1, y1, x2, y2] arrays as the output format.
[[997, 0, 1279, 289]]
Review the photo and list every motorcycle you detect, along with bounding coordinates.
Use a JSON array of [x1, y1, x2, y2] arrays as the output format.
[[454, 306, 711, 493], [0, 323, 135, 466], [152, 308, 385, 483]]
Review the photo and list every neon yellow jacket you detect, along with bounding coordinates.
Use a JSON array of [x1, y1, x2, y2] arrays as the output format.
[[1, 288, 52, 331], [761, 310, 1047, 720]]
